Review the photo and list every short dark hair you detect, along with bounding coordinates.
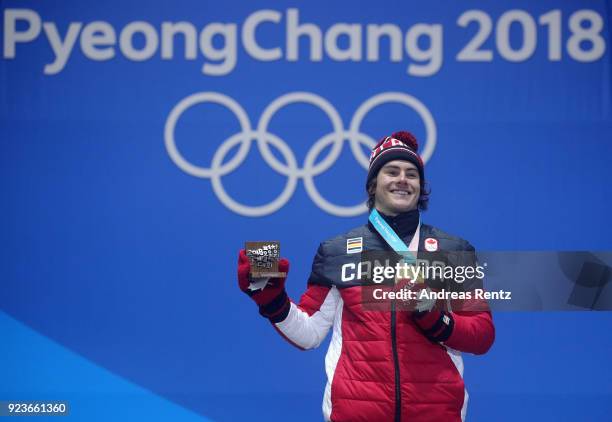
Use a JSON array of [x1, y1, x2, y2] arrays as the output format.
[[366, 178, 430, 211]]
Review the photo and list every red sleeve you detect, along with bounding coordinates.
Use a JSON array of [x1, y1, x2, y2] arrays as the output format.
[[444, 311, 495, 355], [295, 284, 332, 315]]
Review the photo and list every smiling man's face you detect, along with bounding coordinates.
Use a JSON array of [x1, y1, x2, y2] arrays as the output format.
[[373, 160, 420, 216]]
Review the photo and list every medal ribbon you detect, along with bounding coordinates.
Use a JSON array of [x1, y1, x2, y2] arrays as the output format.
[[368, 209, 420, 264]]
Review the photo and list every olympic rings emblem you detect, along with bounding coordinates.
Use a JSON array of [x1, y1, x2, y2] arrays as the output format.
[[164, 91, 436, 217]]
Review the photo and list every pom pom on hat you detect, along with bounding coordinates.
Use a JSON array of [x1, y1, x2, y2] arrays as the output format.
[[390, 131, 418, 152]]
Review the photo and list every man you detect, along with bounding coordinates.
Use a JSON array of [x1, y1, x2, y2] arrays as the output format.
[[238, 131, 495, 422]]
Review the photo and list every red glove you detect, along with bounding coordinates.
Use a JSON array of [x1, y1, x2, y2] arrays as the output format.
[[408, 283, 455, 343], [412, 307, 454, 344], [237, 249, 291, 322]]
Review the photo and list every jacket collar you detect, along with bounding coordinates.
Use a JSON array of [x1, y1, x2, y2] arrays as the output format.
[[368, 208, 420, 239]]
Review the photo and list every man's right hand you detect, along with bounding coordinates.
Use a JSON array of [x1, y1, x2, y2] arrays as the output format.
[[237, 249, 291, 321]]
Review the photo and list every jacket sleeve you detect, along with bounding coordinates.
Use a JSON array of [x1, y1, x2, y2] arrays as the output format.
[[445, 241, 495, 354], [414, 240, 495, 354], [273, 243, 338, 350], [444, 311, 495, 355]]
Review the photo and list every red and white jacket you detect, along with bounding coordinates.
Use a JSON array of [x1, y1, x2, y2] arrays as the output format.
[[269, 221, 495, 422]]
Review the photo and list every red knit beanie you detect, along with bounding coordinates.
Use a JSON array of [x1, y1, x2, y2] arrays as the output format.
[[366, 131, 425, 189]]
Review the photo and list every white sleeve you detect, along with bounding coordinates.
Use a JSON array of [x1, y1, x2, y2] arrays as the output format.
[[274, 286, 340, 350]]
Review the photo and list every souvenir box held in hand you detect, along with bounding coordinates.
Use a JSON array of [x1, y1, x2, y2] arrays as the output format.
[[245, 241, 287, 278]]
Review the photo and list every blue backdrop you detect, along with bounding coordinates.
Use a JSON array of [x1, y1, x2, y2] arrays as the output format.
[[1, 1, 611, 421]]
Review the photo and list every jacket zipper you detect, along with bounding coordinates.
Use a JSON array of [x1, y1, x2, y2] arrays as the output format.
[[391, 300, 401, 422]]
